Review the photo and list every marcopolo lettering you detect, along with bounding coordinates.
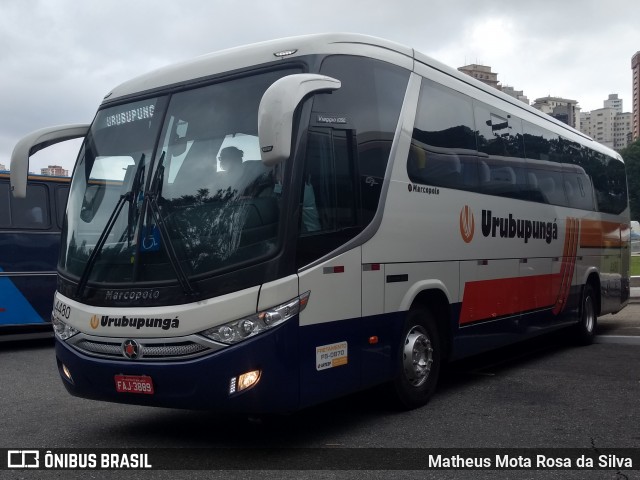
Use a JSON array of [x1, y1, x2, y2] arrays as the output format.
[[481, 209, 558, 244], [100, 315, 180, 330], [105, 289, 161, 301], [408, 184, 440, 195]]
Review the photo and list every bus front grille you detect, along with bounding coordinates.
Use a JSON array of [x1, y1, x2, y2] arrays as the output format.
[[68, 334, 225, 361]]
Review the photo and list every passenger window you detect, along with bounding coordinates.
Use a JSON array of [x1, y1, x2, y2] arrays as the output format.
[[11, 184, 51, 229], [563, 166, 594, 210], [55, 186, 70, 229], [0, 183, 10, 227], [590, 151, 627, 214], [409, 79, 478, 190], [475, 102, 527, 199], [523, 121, 568, 206]]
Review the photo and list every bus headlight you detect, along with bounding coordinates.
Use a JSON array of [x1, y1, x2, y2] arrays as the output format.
[[200, 291, 310, 345], [52, 316, 79, 340]]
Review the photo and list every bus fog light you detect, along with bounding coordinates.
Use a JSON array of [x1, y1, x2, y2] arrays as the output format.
[[229, 370, 261, 395], [238, 370, 261, 392], [62, 363, 73, 382]]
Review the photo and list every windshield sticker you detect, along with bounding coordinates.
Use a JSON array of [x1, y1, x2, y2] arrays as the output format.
[[316, 341, 348, 371], [105, 104, 155, 128]]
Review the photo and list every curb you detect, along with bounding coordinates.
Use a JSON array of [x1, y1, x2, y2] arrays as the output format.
[[594, 335, 640, 346]]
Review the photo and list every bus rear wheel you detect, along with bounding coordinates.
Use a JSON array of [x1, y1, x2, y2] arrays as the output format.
[[391, 307, 441, 410], [575, 283, 597, 345]]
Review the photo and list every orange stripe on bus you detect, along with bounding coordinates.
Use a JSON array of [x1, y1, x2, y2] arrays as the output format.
[[553, 218, 578, 315], [459, 274, 563, 325], [580, 219, 623, 248]]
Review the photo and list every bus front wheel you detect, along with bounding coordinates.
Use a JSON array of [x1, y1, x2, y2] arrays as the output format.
[[391, 307, 441, 410]]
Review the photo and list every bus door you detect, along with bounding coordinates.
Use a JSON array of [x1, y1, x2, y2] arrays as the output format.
[[296, 126, 364, 407]]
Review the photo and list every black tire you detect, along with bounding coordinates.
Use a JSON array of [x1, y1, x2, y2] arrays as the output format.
[[390, 307, 441, 410], [575, 283, 597, 345]]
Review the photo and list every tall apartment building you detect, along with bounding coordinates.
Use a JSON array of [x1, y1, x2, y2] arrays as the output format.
[[580, 94, 632, 150], [457, 64, 529, 104], [633, 51, 640, 141], [0, 163, 6, 171], [457, 64, 500, 89], [532, 96, 581, 130], [41, 165, 69, 176]]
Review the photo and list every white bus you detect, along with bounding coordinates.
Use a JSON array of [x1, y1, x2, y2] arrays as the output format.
[[11, 33, 629, 411]]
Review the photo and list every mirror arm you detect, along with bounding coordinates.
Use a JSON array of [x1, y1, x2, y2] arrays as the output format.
[[10, 124, 89, 198]]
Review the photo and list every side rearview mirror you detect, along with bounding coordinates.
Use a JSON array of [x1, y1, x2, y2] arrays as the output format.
[[10, 124, 89, 197], [258, 74, 340, 167]]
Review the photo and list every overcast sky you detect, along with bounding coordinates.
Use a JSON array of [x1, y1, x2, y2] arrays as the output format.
[[1, 0, 639, 173]]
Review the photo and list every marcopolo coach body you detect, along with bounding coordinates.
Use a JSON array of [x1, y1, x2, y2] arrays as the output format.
[[11, 33, 629, 412]]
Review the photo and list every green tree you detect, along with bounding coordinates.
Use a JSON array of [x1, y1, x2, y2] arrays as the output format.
[[620, 138, 640, 220]]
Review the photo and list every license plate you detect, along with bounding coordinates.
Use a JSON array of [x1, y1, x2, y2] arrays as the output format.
[[114, 375, 154, 395]]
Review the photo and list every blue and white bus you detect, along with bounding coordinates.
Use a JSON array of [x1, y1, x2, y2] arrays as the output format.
[[11, 34, 629, 411], [0, 172, 69, 339]]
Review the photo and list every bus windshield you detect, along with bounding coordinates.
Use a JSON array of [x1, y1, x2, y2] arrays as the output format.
[[60, 68, 299, 288]]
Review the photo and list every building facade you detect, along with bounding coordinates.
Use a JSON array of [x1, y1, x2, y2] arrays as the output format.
[[633, 51, 640, 141], [580, 94, 632, 150], [532, 96, 581, 130], [41, 165, 69, 176], [500, 85, 530, 105], [458, 64, 529, 105], [457, 64, 500, 89]]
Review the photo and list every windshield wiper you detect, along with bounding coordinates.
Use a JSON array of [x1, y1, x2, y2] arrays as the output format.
[[144, 152, 197, 296], [75, 154, 146, 298]]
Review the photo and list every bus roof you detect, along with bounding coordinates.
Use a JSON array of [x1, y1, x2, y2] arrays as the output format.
[[103, 32, 620, 161], [104, 33, 413, 103]]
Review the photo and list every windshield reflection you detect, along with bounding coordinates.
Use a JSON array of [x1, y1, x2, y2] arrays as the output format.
[[60, 68, 298, 288]]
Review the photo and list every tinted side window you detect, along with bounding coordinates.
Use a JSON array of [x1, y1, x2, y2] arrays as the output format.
[[0, 183, 10, 227], [314, 55, 410, 224], [522, 122, 567, 206], [409, 79, 477, 190], [591, 152, 627, 214], [0, 181, 55, 228], [55, 185, 70, 229], [11, 183, 50, 229], [297, 56, 409, 267], [563, 165, 595, 210], [475, 102, 527, 199]]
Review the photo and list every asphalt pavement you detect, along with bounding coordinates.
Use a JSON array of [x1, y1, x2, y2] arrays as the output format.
[[595, 286, 640, 342]]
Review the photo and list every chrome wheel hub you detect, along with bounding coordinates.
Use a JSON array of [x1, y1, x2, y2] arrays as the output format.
[[403, 326, 433, 387]]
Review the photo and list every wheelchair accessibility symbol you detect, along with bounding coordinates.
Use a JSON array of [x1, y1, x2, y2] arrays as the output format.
[[140, 226, 161, 252]]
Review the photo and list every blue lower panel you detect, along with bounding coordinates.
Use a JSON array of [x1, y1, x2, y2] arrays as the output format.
[[297, 312, 404, 409], [0, 272, 53, 326], [450, 286, 581, 360], [56, 312, 407, 413], [56, 318, 301, 413]]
